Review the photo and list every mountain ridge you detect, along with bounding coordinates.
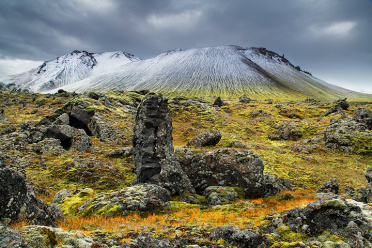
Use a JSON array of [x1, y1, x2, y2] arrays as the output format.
[[1, 45, 370, 101]]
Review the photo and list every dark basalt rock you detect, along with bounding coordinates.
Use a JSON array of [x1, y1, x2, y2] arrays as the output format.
[[180, 148, 266, 198], [185, 130, 222, 147], [0, 224, 31, 248], [132, 93, 194, 195], [239, 95, 251, 103], [324, 118, 372, 153], [0, 168, 63, 226], [209, 226, 264, 248], [213, 96, 224, 107], [268, 123, 302, 141], [334, 98, 349, 110], [283, 196, 372, 247], [107, 147, 133, 158], [353, 108, 372, 130], [317, 178, 339, 194]]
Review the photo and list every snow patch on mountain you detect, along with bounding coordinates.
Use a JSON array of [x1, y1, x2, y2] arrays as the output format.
[[0, 50, 139, 92]]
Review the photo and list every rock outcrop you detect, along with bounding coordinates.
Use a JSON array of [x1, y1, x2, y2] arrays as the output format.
[[132, 93, 194, 195], [324, 118, 372, 153], [0, 224, 31, 248], [71, 184, 171, 217], [179, 148, 290, 198], [353, 108, 372, 130], [186, 130, 222, 147], [209, 226, 264, 248], [283, 196, 372, 247], [317, 178, 339, 194], [268, 123, 302, 141], [0, 168, 63, 226]]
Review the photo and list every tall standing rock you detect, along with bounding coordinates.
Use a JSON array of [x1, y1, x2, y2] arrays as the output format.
[[132, 93, 194, 195]]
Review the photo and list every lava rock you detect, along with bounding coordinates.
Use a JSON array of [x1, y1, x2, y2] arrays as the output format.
[[213, 96, 224, 107], [353, 108, 372, 130], [239, 95, 251, 103], [0, 168, 64, 226], [21, 225, 99, 248], [317, 178, 339, 194], [46, 124, 91, 152], [268, 123, 302, 141], [186, 130, 222, 147], [204, 186, 240, 205], [209, 226, 264, 248], [263, 173, 293, 197], [180, 148, 266, 198], [365, 166, 372, 183], [334, 98, 349, 110], [107, 147, 133, 158], [76, 184, 172, 217], [33, 138, 65, 155], [283, 196, 372, 247], [324, 119, 372, 153], [132, 93, 194, 195], [0, 224, 31, 248], [88, 112, 113, 142]]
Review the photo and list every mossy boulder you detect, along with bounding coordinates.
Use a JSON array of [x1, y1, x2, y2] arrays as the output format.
[[204, 186, 240, 205], [21, 225, 102, 248], [75, 184, 171, 217]]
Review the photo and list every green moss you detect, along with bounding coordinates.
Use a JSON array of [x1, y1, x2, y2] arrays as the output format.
[[96, 204, 120, 217], [170, 201, 200, 211], [321, 199, 346, 210], [60, 188, 95, 216]]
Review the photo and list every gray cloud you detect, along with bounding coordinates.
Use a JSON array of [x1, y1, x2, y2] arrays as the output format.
[[0, 0, 371, 92]]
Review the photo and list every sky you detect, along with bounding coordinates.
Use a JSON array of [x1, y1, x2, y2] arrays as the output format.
[[0, 0, 371, 93]]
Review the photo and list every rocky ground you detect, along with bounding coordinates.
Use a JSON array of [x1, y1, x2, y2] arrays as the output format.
[[1, 89, 372, 247]]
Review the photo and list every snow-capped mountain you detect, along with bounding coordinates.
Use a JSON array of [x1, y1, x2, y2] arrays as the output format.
[[0, 50, 140, 92], [1, 46, 369, 100]]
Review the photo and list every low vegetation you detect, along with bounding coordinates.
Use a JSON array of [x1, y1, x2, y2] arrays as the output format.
[[1, 89, 371, 246]]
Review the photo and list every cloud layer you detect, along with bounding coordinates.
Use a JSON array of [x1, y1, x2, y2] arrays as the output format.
[[0, 0, 371, 92]]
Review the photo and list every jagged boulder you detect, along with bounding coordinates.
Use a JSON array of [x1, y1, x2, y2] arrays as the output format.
[[107, 147, 133, 158], [263, 173, 293, 197], [209, 226, 264, 248], [46, 124, 91, 152], [0, 224, 31, 248], [204, 186, 240, 205], [317, 178, 339, 194], [268, 123, 302, 141], [186, 130, 222, 147], [334, 98, 349, 110], [76, 184, 171, 217], [33, 138, 65, 155], [353, 108, 372, 130], [213, 96, 224, 107], [20, 225, 100, 248], [324, 119, 372, 153], [88, 112, 112, 142], [179, 148, 267, 198], [239, 95, 251, 103], [354, 166, 372, 203], [283, 196, 372, 247], [132, 93, 194, 195], [0, 168, 63, 226]]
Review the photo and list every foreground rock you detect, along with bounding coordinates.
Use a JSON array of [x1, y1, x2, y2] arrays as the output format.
[[0, 168, 63, 226], [317, 178, 339, 194], [209, 226, 264, 248], [353, 108, 372, 130], [63, 184, 171, 217], [185, 129, 222, 147], [355, 166, 372, 203], [132, 93, 194, 195], [324, 118, 372, 154], [0, 224, 31, 248], [283, 196, 372, 247], [179, 148, 291, 198], [21, 225, 102, 248], [268, 123, 302, 141]]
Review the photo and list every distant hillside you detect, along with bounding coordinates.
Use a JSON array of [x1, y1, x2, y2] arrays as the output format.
[[1, 46, 370, 101]]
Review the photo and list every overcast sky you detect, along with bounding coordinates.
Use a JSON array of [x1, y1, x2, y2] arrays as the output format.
[[0, 0, 371, 93]]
